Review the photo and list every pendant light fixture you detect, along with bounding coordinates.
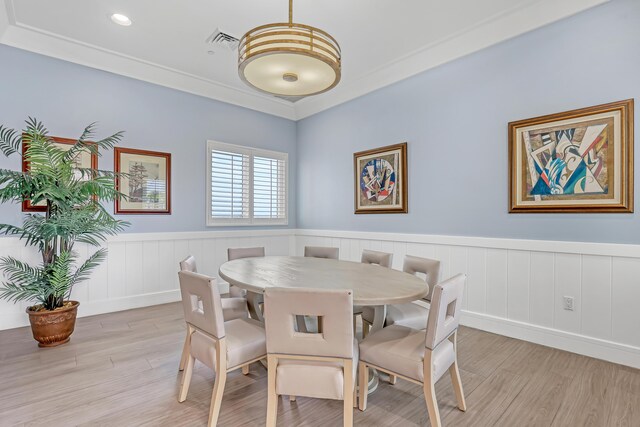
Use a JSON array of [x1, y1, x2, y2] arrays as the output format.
[[238, 0, 341, 98]]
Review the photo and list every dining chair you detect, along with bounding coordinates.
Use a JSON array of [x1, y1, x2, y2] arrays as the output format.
[[360, 249, 393, 268], [227, 247, 266, 297], [264, 288, 358, 427], [361, 255, 440, 333], [304, 245, 339, 259], [354, 249, 393, 337], [177, 270, 267, 427], [178, 256, 249, 372], [358, 274, 467, 427]]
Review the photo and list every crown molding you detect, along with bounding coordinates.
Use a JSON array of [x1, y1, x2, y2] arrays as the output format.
[[0, 0, 609, 121], [293, 0, 610, 120], [0, 1, 297, 120]]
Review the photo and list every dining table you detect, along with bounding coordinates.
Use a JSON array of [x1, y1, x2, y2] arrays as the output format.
[[218, 255, 430, 393]]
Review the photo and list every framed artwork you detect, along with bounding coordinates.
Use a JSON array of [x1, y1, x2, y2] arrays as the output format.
[[509, 99, 634, 213], [354, 142, 408, 214], [114, 147, 171, 214], [22, 136, 98, 212]]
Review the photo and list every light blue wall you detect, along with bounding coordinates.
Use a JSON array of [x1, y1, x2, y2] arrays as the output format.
[[0, 44, 297, 233], [297, 0, 640, 244]]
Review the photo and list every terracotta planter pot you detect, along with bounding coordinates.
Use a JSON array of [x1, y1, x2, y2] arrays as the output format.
[[26, 301, 79, 347]]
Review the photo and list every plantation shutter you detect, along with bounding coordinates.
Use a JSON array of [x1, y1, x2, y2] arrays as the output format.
[[253, 155, 287, 220], [207, 141, 288, 225], [209, 148, 250, 221]]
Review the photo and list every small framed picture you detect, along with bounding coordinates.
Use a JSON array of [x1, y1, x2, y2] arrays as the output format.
[[354, 142, 408, 214], [509, 99, 633, 213], [22, 136, 98, 212], [114, 147, 171, 214]]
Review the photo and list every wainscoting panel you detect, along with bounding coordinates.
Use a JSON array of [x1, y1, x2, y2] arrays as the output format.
[[1, 228, 639, 369], [0, 230, 292, 331], [294, 229, 640, 369]]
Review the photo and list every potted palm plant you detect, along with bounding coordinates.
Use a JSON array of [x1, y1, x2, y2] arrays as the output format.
[[0, 118, 129, 347]]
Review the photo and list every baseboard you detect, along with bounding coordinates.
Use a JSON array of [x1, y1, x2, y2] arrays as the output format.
[[0, 289, 182, 330], [461, 310, 640, 369]]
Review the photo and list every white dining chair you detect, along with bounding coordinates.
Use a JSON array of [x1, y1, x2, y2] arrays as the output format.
[[227, 247, 265, 297], [354, 250, 393, 337], [304, 245, 339, 259], [264, 287, 358, 427], [361, 255, 440, 334], [178, 255, 249, 372], [178, 270, 267, 426], [358, 274, 467, 427]]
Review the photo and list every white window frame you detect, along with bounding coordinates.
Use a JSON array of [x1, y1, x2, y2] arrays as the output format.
[[206, 140, 288, 226]]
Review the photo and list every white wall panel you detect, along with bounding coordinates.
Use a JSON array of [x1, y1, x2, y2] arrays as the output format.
[[0, 230, 295, 330], [486, 249, 508, 318], [611, 257, 640, 348], [554, 253, 581, 334], [581, 255, 611, 340], [467, 247, 487, 313], [294, 229, 640, 368], [2, 228, 639, 369], [529, 251, 554, 328], [507, 250, 530, 322]]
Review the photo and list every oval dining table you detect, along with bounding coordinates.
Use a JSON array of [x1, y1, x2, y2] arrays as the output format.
[[218, 255, 429, 393]]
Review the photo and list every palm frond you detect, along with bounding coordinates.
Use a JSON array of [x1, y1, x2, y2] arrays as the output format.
[[49, 251, 74, 300], [0, 256, 46, 304], [0, 126, 21, 156]]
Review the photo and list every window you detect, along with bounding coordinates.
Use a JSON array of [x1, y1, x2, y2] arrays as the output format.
[[207, 141, 288, 226]]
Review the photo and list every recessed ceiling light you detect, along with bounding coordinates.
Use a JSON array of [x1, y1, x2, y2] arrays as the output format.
[[110, 13, 132, 26]]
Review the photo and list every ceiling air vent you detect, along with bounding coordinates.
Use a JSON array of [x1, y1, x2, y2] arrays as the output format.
[[206, 28, 239, 51]]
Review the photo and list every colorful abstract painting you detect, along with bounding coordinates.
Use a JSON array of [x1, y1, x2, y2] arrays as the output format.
[[509, 100, 633, 213], [354, 143, 407, 214]]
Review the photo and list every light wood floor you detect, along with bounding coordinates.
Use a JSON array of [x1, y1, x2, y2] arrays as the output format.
[[1, 303, 639, 427]]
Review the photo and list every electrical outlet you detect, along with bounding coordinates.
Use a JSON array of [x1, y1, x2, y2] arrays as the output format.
[[563, 296, 575, 311]]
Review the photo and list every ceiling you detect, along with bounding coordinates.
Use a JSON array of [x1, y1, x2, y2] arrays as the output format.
[[0, 0, 608, 120]]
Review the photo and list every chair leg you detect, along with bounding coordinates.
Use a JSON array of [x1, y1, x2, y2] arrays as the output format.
[[343, 359, 354, 427], [266, 355, 279, 427], [358, 361, 368, 411], [423, 380, 441, 427], [208, 370, 227, 427], [352, 314, 358, 336], [388, 374, 397, 385], [449, 361, 466, 411], [178, 330, 190, 371], [423, 350, 441, 427], [242, 364, 250, 375], [289, 395, 296, 402], [362, 321, 370, 338], [178, 355, 195, 402], [353, 382, 357, 408]]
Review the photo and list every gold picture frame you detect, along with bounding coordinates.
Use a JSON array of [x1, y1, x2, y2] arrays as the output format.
[[509, 99, 633, 213], [354, 143, 408, 214]]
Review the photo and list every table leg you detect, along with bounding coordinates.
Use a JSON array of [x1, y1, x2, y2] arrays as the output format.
[[367, 305, 387, 394], [246, 291, 264, 322]]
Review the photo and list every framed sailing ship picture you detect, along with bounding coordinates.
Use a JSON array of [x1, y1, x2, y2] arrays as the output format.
[[114, 147, 171, 214]]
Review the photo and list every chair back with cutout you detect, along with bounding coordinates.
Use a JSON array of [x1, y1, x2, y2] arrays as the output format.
[[178, 271, 225, 339], [424, 274, 465, 350], [264, 288, 354, 359]]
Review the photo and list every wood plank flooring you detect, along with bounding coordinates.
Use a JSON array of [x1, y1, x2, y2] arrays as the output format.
[[0, 302, 638, 426]]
